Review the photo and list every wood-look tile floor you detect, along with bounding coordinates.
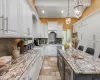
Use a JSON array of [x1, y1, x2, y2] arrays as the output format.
[[38, 56, 61, 80]]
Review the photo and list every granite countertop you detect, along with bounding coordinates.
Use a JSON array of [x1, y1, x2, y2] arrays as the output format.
[[0, 48, 41, 80], [59, 48, 100, 74]]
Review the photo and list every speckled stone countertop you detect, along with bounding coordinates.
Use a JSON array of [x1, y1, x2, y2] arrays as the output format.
[[58, 48, 100, 74], [0, 48, 41, 80]]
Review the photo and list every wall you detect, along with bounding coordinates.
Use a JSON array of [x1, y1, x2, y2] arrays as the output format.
[[0, 39, 20, 57], [40, 18, 78, 31], [80, 0, 100, 18]]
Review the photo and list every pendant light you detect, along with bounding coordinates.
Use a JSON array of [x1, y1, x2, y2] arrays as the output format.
[[66, 0, 71, 24], [74, 0, 83, 18]]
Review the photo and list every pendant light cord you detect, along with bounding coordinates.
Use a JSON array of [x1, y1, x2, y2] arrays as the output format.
[[68, 0, 69, 18], [75, 0, 83, 8]]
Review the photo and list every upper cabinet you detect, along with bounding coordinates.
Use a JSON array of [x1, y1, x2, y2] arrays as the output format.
[[44, 24, 48, 38], [47, 21, 63, 38], [57, 23, 63, 38], [2, 0, 20, 37], [33, 21, 48, 38], [19, 0, 33, 38], [0, 0, 36, 38], [40, 23, 48, 38], [33, 20, 41, 38], [73, 20, 82, 33], [39, 23, 45, 38], [0, 0, 3, 36], [48, 21, 57, 31]]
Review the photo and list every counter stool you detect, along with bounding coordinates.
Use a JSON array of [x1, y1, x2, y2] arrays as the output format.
[[85, 47, 94, 55], [78, 45, 84, 51]]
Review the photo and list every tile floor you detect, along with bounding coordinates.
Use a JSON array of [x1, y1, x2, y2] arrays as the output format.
[[38, 56, 61, 80]]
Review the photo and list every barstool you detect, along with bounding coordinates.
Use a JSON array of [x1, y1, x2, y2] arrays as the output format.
[[78, 45, 84, 51], [85, 47, 95, 55]]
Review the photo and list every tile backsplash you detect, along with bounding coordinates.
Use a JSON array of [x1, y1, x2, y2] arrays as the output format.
[[0, 38, 20, 57]]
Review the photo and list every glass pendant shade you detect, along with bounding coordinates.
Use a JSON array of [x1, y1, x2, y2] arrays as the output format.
[[75, 7, 82, 18], [74, 0, 83, 18], [66, 18, 71, 24]]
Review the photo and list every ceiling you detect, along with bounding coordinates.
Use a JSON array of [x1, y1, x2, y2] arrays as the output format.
[[35, 0, 91, 18]]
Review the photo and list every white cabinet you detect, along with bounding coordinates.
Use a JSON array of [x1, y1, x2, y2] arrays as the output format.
[[26, 4, 33, 37], [39, 23, 44, 38], [44, 24, 48, 38], [57, 23, 63, 38], [33, 21, 47, 38], [44, 45, 48, 55], [48, 21, 57, 31], [22, 1, 28, 36], [73, 22, 81, 33], [33, 21, 40, 38], [19, 69, 29, 80], [19, 0, 33, 38], [47, 22, 63, 38], [3, 0, 20, 37], [0, 0, 3, 36], [19, 48, 44, 80], [21, 0, 29, 37], [37, 21, 41, 38], [44, 45, 57, 56], [28, 60, 37, 80], [0, 0, 35, 38], [40, 23, 48, 38], [39, 23, 48, 38]]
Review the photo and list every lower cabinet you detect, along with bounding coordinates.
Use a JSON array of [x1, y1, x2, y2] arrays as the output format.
[[28, 60, 37, 80], [19, 69, 29, 80], [46, 45, 57, 56], [57, 50, 100, 80], [19, 55, 44, 80], [57, 50, 65, 80], [64, 59, 73, 80]]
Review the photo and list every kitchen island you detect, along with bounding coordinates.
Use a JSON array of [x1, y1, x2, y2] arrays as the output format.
[[0, 47, 44, 80], [57, 48, 100, 80]]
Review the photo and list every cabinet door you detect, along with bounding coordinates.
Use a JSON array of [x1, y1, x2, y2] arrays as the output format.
[[57, 24, 63, 38], [40, 23, 45, 38], [21, 0, 28, 36], [0, 0, 3, 36], [28, 61, 37, 80], [4, 0, 19, 36], [19, 69, 28, 80], [44, 46, 48, 55], [26, 4, 33, 37], [28, 9, 33, 37], [44, 24, 48, 38], [37, 22, 41, 38], [17, 0, 23, 36], [47, 45, 57, 56], [48, 21, 57, 31]]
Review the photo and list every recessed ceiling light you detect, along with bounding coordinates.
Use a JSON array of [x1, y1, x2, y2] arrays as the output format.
[[42, 10, 45, 14], [61, 10, 64, 13]]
